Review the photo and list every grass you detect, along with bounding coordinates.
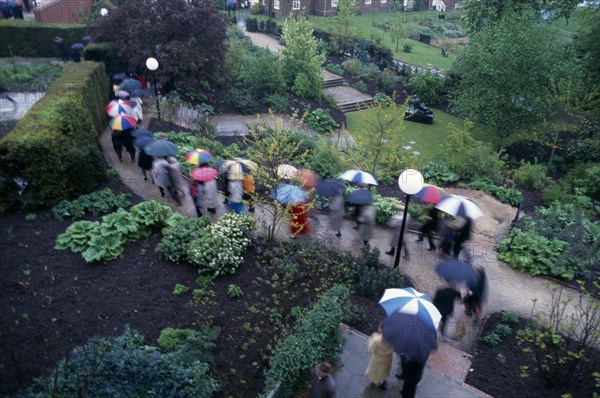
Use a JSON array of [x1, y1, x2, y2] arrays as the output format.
[[0, 62, 64, 91], [346, 106, 465, 165]]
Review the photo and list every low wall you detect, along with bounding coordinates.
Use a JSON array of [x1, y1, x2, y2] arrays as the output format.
[[34, 0, 92, 23]]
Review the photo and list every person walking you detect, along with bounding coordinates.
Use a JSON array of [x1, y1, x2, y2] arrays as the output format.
[[111, 131, 124, 162], [364, 322, 393, 389], [357, 203, 376, 246], [453, 217, 473, 260], [328, 194, 344, 237], [463, 266, 487, 322], [190, 180, 205, 217], [137, 147, 153, 181], [309, 362, 336, 398], [203, 176, 219, 215], [433, 286, 461, 338], [401, 357, 426, 398], [289, 201, 310, 237], [242, 173, 255, 213], [228, 179, 244, 214], [121, 129, 136, 163], [152, 157, 181, 205], [385, 204, 410, 259], [417, 207, 439, 251]]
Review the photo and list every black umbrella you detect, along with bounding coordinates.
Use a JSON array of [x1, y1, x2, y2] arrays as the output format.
[[316, 178, 345, 197], [71, 43, 85, 50], [112, 73, 129, 82], [133, 136, 154, 149], [382, 311, 438, 363], [131, 129, 153, 139], [347, 188, 373, 205], [119, 78, 142, 95], [435, 259, 478, 284], [144, 140, 178, 157]]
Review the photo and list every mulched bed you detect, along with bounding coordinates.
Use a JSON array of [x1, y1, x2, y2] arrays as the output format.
[[467, 312, 599, 398]]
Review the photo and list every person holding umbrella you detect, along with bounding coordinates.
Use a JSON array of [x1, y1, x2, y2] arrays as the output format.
[[453, 217, 473, 260], [385, 204, 410, 259], [463, 266, 487, 322], [433, 286, 461, 339], [364, 321, 393, 389], [190, 166, 219, 216], [152, 157, 181, 206], [357, 202, 376, 246], [417, 207, 439, 251], [316, 178, 345, 238], [133, 136, 154, 181]]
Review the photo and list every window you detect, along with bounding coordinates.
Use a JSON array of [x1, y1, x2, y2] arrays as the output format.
[[380, 0, 386, 3], [292, 0, 300, 9], [365, 0, 371, 4], [274, 0, 279, 9], [331, 0, 338, 7]]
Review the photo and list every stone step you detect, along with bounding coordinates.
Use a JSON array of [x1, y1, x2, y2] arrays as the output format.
[[324, 77, 345, 88], [337, 98, 375, 113]]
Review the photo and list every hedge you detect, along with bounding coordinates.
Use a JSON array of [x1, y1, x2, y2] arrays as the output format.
[[0, 61, 109, 212], [262, 284, 350, 396], [0, 20, 86, 57], [83, 42, 128, 78]]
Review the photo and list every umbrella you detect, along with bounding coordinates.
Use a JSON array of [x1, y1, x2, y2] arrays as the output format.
[[185, 148, 213, 165], [277, 164, 298, 179], [129, 89, 145, 98], [119, 78, 142, 95], [378, 287, 442, 332], [346, 188, 373, 205], [435, 259, 478, 284], [82, 35, 92, 42], [296, 168, 318, 189], [190, 167, 218, 182], [144, 140, 178, 157], [109, 114, 138, 131], [133, 136, 154, 149], [233, 157, 257, 172], [340, 169, 378, 186], [415, 184, 448, 205], [71, 43, 85, 50], [215, 159, 238, 174], [227, 162, 244, 180], [316, 178, 345, 197], [273, 183, 308, 205], [112, 73, 129, 82], [116, 90, 130, 99], [382, 311, 438, 362], [105, 100, 135, 118], [132, 129, 154, 139], [435, 195, 483, 219]]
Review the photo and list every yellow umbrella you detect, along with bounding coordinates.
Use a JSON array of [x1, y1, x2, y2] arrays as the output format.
[[233, 157, 258, 172]]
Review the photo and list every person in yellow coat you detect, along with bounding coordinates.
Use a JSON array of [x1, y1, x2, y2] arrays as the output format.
[[364, 322, 393, 389]]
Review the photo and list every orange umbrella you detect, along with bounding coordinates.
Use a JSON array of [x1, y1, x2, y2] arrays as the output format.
[[296, 168, 318, 189]]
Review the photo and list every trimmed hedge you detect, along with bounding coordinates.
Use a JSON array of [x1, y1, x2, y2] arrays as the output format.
[[262, 284, 350, 396], [83, 42, 128, 78], [0, 20, 86, 57], [0, 61, 109, 211]]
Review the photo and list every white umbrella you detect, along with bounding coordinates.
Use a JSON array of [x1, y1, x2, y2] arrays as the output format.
[[339, 169, 378, 186], [378, 287, 441, 331], [276, 164, 298, 179], [435, 194, 483, 219]]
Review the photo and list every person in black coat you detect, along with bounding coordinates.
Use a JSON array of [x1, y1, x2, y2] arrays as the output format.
[[464, 266, 487, 322], [111, 131, 123, 162], [433, 286, 461, 337], [137, 148, 153, 181], [401, 357, 426, 398], [417, 207, 439, 251], [121, 129, 136, 162], [453, 217, 473, 260]]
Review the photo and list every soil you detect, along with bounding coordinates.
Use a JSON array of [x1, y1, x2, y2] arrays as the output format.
[[467, 312, 599, 398]]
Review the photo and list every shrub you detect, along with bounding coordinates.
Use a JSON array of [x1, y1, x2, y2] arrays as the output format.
[[511, 161, 549, 191], [403, 42, 413, 53], [156, 216, 211, 263], [494, 323, 512, 337], [227, 86, 257, 114], [0, 21, 86, 57], [293, 71, 323, 99], [465, 179, 522, 206], [408, 71, 446, 105], [353, 265, 404, 299], [376, 69, 400, 94], [372, 192, 402, 225], [304, 138, 346, 179], [227, 284, 243, 298], [422, 161, 459, 186], [342, 58, 366, 78], [22, 327, 219, 397], [463, 142, 505, 183], [502, 311, 519, 324], [305, 108, 339, 134], [262, 285, 351, 396], [352, 80, 368, 93], [52, 188, 132, 220], [482, 332, 501, 347], [262, 93, 288, 114], [325, 63, 344, 75], [242, 51, 285, 99], [172, 283, 190, 296], [562, 162, 600, 200]]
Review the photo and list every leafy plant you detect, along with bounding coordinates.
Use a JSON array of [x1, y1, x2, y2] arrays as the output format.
[[403, 42, 413, 53], [172, 284, 190, 296], [25, 213, 37, 221], [129, 201, 174, 233], [408, 71, 446, 105], [494, 323, 512, 337], [52, 188, 132, 220], [325, 63, 344, 75], [352, 80, 368, 93], [511, 161, 549, 191], [501, 311, 519, 325], [465, 179, 522, 206], [482, 332, 501, 347], [156, 216, 211, 263], [227, 284, 243, 298], [55, 220, 100, 253], [305, 108, 339, 134], [422, 161, 459, 186]]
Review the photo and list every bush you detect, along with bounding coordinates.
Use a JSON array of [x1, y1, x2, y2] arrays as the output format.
[[83, 42, 128, 78], [0, 21, 86, 57], [52, 188, 132, 220], [352, 80, 368, 93], [22, 327, 219, 397], [262, 93, 288, 114], [482, 332, 501, 347], [353, 265, 404, 299], [511, 161, 549, 191], [501, 311, 519, 324], [304, 139, 346, 179], [305, 108, 339, 134], [242, 51, 285, 99], [262, 285, 351, 396], [227, 86, 257, 114], [376, 68, 400, 94], [562, 162, 600, 200], [422, 161, 459, 186], [463, 142, 505, 183], [172, 283, 190, 296], [325, 63, 345, 75], [156, 216, 211, 263], [403, 42, 413, 53], [408, 71, 446, 105], [494, 323, 512, 337], [465, 179, 522, 206], [293, 71, 323, 99], [372, 192, 402, 225]]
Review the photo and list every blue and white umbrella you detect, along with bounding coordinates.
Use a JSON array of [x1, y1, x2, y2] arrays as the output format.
[[339, 169, 378, 186], [435, 194, 483, 219], [272, 183, 307, 205], [378, 287, 441, 331]]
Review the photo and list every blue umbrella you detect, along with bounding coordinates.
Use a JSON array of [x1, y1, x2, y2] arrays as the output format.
[[131, 129, 153, 139], [133, 136, 154, 149], [272, 183, 307, 205], [340, 169, 378, 186], [382, 311, 438, 362], [347, 188, 373, 205], [112, 73, 129, 82], [316, 178, 345, 197], [435, 259, 478, 284], [378, 287, 441, 331], [144, 139, 178, 157], [82, 35, 92, 42], [71, 43, 85, 50]]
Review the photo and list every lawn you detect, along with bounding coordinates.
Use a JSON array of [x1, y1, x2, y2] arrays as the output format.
[[346, 106, 465, 165]]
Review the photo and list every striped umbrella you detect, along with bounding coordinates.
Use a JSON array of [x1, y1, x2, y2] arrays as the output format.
[[105, 100, 135, 118], [436, 195, 483, 219], [109, 114, 138, 131], [378, 287, 441, 332], [415, 184, 448, 205], [185, 148, 213, 165], [190, 167, 218, 182], [339, 169, 378, 186]]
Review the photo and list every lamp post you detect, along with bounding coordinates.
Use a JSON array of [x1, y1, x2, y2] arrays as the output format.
[[145, 57, 160, 120], [393, 169, 423, 269], [100, 8, 108, 16]]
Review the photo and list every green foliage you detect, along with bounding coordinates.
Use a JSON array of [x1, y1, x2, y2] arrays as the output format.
[[442, 121, 476, 175], [0, 62, 109, 211], [376, 69, 401, 94], [501, 311, 519, 325], [242, 50, 286, 99], [0, 63, 64, 92], [0, 21, 86, 57], [172, 283, 190, 296], [352, 80, 368, 93], [402, 42, 413, 53], [22, 327, 219, 397], [372, 192, 402, 225], [156, 216, 211, 263], [341, 59, 379, 80], [55, 220, 100, 253], [465, 179, 522, 206], [495, 323, 512, 337], [352, 265, 404, 299], [262, 94, 288, 114], [408, 71, 446, 105], [227, 284, 243, 298], [481, 332, 501, 347], [422, 161, 459, 186], [83, 42, 128, 78], [304, 138, 346, 179], [516, 280, 600, 389], [305, 108, 339, 134], [227, 86, 258, 115], [187, 213, 255, 276], [25, 213, 36, 221], [52, 188, 132, 220], [511, 161, 549, 191], [262, 285, 351, 396], [562, 162, 600, 200], [325, 63, 344, 75], [130, 201, 173, 232]]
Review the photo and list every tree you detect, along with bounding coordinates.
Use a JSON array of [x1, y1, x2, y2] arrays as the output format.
[[573, 7, 600, 122], [93, 0, 227, 91], [280, 15, 325, 99], [540, 0, 580, 25], [332, 0, 356, 54], [449, 9, 575, 144], [460, 0, 541, 35], [388, 16, 407, 52]]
